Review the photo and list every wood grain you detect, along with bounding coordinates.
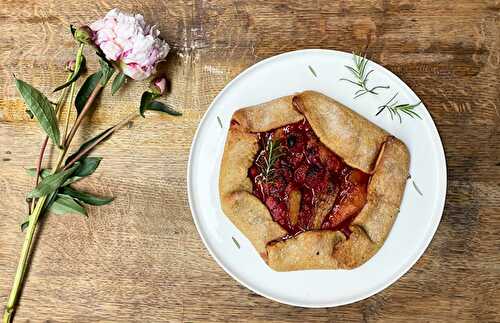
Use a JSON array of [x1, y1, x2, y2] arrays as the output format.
[[1, 0, 499, 322]]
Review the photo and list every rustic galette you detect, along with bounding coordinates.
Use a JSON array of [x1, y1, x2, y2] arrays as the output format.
[[219, 91, 409, 271]]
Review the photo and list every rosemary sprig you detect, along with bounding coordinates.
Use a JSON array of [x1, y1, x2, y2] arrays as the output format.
[[308, 65, 317, 77], [340, 52, 389, 99], [231, 236, 241, 249], [412, 179, 423, 196], [255, 137, 284, 183], [375, 92, 422, 123]]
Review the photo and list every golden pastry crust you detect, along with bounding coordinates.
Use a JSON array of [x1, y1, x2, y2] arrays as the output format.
[[293, 91, 389, 173], [219, 91, 410, 271]]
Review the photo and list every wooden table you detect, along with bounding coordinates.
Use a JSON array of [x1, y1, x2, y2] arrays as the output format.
[[1, 1, 499, 322]]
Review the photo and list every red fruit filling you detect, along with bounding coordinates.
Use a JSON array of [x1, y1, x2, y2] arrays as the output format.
[[249, 120, 369, 237]]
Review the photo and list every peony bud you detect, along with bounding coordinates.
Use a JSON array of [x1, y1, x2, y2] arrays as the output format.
[[149, 76, 167, 95], [74, 26, 93, 44], [64, 59, 76, 72]]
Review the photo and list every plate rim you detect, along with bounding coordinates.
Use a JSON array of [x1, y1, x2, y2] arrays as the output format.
[[187, 48, 447, 308]]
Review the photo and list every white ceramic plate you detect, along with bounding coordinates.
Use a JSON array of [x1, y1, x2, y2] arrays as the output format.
[[187, 49, 446, 308]]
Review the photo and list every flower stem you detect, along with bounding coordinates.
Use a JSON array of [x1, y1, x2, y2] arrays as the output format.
[[3, 195, 47, 323], [61, 81, 77, 147], [4, 50, 102, 322], [3, 151, 67, 323], [64, 112, 139, 170], [64, 83, 103, 147], [5, 112, 137, 323]]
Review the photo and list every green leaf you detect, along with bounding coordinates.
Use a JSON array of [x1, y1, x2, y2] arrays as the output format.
[[111, 72, 127, 95], [139, 91, 180, 118], [142, 101, 182, 117], [99, 58, 115, 86], [75, 71, 102, 115], [27, 162, 80, 198], [74, 156, 102, 177], [62, 186, 114, 206], [139, 91, 156, 117], [62, 156, 104, 187], [65, 126, 114, 165], [15, 78, 61, 146], [49, 194, 86, 216], [62, 176, 83, 187], [26, 168, 51, 178], [53, 54, 87, 92]]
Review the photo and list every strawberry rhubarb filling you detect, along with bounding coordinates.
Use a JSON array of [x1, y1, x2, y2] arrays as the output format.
[[249, 120, 369, 237]]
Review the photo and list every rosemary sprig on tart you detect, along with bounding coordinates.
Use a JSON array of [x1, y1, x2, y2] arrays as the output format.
[[340, 52, 389, 99], [375, 92, 422, 123], [255, 137, 284, 183]]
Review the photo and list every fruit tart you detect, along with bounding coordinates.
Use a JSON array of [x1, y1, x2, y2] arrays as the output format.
[[219, 91, 409, 271]]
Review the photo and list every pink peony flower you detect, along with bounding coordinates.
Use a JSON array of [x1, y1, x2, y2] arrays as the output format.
[[89, 9, 170, 81]]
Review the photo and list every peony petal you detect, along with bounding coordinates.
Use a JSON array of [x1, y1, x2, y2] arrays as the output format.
[[105, 8, 120, 19], [100, 40, 123, 61], [96, 27, 117, 44], [121, 62, 151, 80], [89, 19, 105, 32]]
